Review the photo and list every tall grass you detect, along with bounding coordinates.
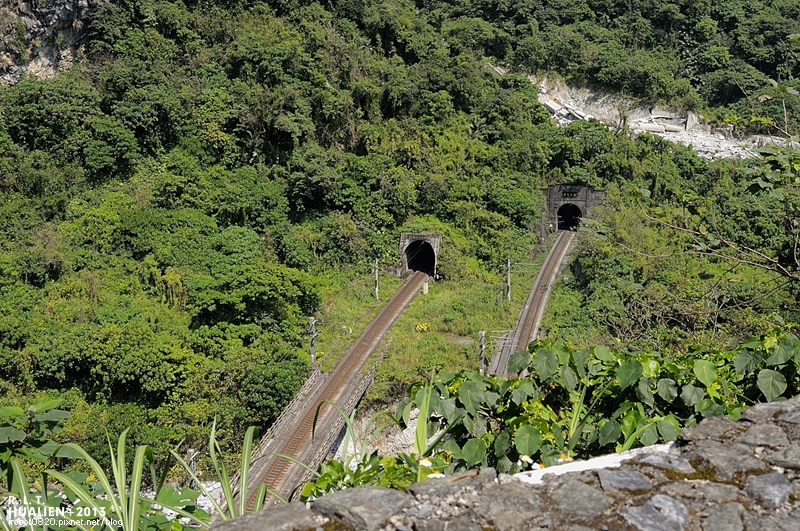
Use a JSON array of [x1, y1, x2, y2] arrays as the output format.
[[169, 420, 272, 517], [47, 429, 210, 530]]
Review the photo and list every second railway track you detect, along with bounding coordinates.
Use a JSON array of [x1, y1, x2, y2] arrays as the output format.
[[491, 231, 575, 377]]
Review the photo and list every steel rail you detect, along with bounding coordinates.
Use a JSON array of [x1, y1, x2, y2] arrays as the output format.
[[490, 231, 575, 376], [241, 271, 428, 510]]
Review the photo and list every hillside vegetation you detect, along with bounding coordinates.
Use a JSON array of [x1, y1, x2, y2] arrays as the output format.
[[0, 0, 798, 470]]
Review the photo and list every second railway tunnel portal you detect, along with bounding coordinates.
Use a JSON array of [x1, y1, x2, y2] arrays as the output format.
[[398, 233, 441, 277]]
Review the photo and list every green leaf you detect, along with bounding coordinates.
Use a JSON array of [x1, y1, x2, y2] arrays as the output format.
[[461, 438, 486, 467], [463, 414, 486, 437], [573, 349, 590, 379], [0, 427, 26, 444], [657, 419, 679, 441], [458, 382, 485, 416], [507, 350, 531, 374], [155, 486, 200, 507], [439, 398, 459, 424], [494, 430, 511, 456], [399, 400, 412, 427], [496, 456, 515, 474], [37, 440, 59, 456], [496, 378, 512, 397], [765, 343, 793, 366], [439, 373, 456, 385], [554, 344, 571, 366], [594, 345, 613, 362], [696, 399, 726, 417], [0, 406, 25, 417], [50, 443, 86, 459], [620, 409, 640, 438], [635, 378, 654, 407], [34, 409, 71, 424], [415, 387, 440, 415], [740, 339, 763, 349], [532, 349, 558, 381], [639, 422, 659, 446], [733, 349, 760, 374], [483, 391, 500, 408], [510, 388, 526, 406], [617, 360, 642, 390], [552, 424, 565, 449], [442, 439, 461, 459], [30, 397, 62, 413], [680, 383, 704, 407], [757, 369, 787, 402], [693, 360, 717, 387], [656, 378, 678, 402], [511, 379, 538, 405], [559, 366, 578, 391], [238, 425, 259, 515], [514, 425, 542, 456], [598, 419, 621, 446], [641, 358, 660, 378]]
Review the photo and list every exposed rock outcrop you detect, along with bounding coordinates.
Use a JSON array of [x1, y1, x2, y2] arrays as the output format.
[[531, 75, 766, 160], [214, 397, 800, 530], [0, 0, 96, 85]]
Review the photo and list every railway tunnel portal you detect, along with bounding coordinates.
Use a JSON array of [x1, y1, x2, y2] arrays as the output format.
[[398, 233, 441, 277], [545, 184, 606, 232]]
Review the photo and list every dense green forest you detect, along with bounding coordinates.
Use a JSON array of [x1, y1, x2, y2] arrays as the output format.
[[1, 0, 798, 473]]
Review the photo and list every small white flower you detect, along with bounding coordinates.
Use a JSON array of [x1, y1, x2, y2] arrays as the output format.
[[419, 458, 432, 467], [517, 454, 534, 468], [428, 471, 445, 479]]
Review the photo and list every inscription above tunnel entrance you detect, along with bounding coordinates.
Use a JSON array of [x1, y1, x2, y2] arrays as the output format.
[[545, 184, 605, 232], [398, 233, 441, 277]]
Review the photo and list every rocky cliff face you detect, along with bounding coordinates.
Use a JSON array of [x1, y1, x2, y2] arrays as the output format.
[[0, 0, 95, 85]]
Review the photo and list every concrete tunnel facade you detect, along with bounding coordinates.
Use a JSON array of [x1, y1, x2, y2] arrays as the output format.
[[545, 184, 606, 233], [398, 233, 441, 277]]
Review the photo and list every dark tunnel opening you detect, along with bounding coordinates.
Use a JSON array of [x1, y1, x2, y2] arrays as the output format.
[[405, 240, 436, 276], [557, 203, 582, 231]]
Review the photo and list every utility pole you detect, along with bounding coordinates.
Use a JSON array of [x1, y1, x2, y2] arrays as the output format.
[[479, 331, 486, 376], [540, 211, 548, 251], [310, 317, 318, 370], [374, 257, 380, 301], [506, 258, 511, 302]]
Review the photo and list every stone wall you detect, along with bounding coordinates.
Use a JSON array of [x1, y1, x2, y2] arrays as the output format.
[[213, 397, 800, 530], [0, 0, 96, 85]]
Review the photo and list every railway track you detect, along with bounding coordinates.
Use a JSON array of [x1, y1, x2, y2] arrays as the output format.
[[490, 231, 575, 377], [241, 271, 429, 509], [239, 231, 573, 508]]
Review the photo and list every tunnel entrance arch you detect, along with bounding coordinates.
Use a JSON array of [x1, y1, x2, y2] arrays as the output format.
[[405, 241, 436, 275], [557, 203, 582, 230], [398, 233, 441, 277], [544, 184, 605, 233]]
